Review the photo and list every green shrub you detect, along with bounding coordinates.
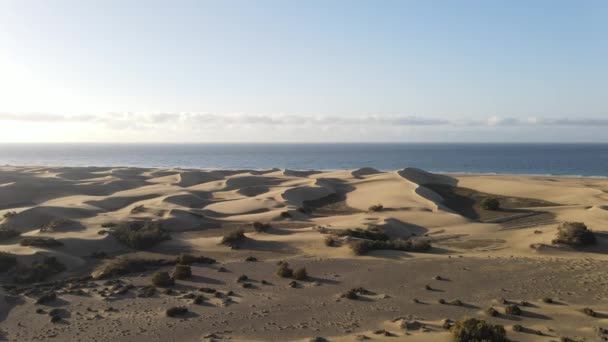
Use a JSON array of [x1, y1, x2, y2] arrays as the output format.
[[368, 204, 384, 212], [336, 228, 389, 241], [0, 252, 17, 272], [14, 257, 66, 283], [276, 262, 294, 278], [20, 237, 63, 248], [110, 221, 170, 249], [451, 317, 507, 342], [221, 229, 246, 246], [505, 304, 522, 315], [93, 257, 174, 279], [151, 271, 174, 287], [480, 198, 500, 210], [293, 267, 307, 280], [252, 222, 271, 232], [552, 222, 596, 246], [172, 265, 192, 279]]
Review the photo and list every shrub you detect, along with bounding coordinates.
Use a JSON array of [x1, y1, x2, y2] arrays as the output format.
[[343, 289, 358, 300], [277, 262, 294, 278], [368, 204, 384, 212], [0, 226, 19, 242], [93, 257, 174, 279], [172, 265, 192, 279], [165, 306, 188, 317], [280, 211, 292, 219], [486, 307, 499, 317], [349, 238, 432, 255], [110, 221, 170, 249], [252, 222, 271, 233], [512, 324, 523, 332], [101, 222, 117, 228], [297, 206, 313, 215], [293, 267, 307, 280], [552, 222, 596, 246], [505, 304, 522, 315], [14, 257, 66, 283], [0, 252, 17, 272], [480, 198, 500, 211], [39, 219, 69, 233], [324, 235, 339, 247], [451, 317, 508, 342], [221, 229, 246, 247], [541, 297, 553, 304], [3, 211, 17, 219], [336, 228, 389, 241], [20, 237, 63, 248], [245, 256, 257, 262], [176, 253, 215, 265], [151, 271, 174, 287]]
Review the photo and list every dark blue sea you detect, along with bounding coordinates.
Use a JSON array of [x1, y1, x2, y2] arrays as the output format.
[[0, 143, 607, 177]]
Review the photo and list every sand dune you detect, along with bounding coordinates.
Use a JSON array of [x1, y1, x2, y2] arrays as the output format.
[[1, 166, 608, 342]]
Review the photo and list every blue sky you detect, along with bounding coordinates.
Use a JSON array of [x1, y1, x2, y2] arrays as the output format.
[[0, 0, 606, 142]]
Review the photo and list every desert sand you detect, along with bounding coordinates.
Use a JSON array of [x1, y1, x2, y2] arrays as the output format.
[[1, 166, 608, 341]]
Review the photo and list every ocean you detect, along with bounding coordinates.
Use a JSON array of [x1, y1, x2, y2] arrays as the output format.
[[0, 143, 607, 177]]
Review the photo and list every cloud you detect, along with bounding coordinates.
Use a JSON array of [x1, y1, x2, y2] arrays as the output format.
[[0, 112, 607, 129]]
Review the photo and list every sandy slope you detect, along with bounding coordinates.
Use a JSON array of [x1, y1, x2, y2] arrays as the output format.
[[1, 166, 608, 342]]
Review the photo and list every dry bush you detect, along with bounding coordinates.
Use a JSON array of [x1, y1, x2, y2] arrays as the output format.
[[336, 227, 389, 241], [451, 317, 507, 342], [94, 257, 174, 279], [151, 271, 174, 287], [221, 229, 246, 247], [293, 267, 307, 280], [505, 304, 522, 316], [552, 222, 596, 246], [172, 265, 192, 279], [165, 306, 188, 317], [176, 253, 215, 265], [276, 262, 294, 278], [324, 235, 339, 247], [349, 238, 432, 255]]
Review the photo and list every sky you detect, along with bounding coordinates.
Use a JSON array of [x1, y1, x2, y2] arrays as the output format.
[[0, 0, 606, 143]]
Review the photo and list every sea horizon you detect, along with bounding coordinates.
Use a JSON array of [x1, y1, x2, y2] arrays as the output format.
[[1, 142, 607, 177]]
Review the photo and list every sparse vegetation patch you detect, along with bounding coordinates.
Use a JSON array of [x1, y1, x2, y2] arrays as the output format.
[[110, 221, 170, 249], [552, 222, 596, 246]]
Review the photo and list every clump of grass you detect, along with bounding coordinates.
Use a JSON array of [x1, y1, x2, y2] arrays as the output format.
[[336, 227, 389, 241], [368, 204, 384, 212], [0, 252, 17, 272], [252, 222, 271, 233], [110, 221, 170, 249], [172, 265, 192, 279], [151, 271, 174, 287], [221, 229, 246, 247], [293, 267, 307, 280], [19, 237, 63, 248], [451, 317, 507, 342], [14, 257, 66, 283], [349, 238, 431, 255], [480, 197, 500, 210], [276, 262, 294, 278], [505, 304, 522, 316], [552, 222, 596, 246]]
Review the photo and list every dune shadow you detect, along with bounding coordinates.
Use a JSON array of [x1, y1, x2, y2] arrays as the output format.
[[306, 276, 341, 286], [520, 310, 552, 320], [189, 275, 224, 285]]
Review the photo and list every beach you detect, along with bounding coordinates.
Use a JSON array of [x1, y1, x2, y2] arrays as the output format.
[[1, 165, 608, 341]]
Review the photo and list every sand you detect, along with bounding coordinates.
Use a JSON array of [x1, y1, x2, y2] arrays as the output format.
[[1, 166, 608, 341]]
